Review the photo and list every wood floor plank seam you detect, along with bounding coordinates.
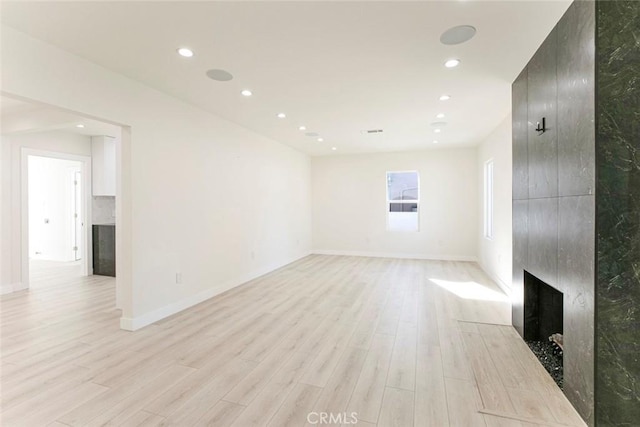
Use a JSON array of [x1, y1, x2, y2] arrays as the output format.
[[479, 409, 581, 427], [334, 350, 370, 424], [371, 330, 398, 425]]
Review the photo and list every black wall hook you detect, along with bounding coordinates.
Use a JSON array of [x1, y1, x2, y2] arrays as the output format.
[[536, 117, 547, 134]]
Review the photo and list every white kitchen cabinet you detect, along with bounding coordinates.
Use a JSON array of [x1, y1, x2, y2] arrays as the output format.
[[91, 136, 116, 196]]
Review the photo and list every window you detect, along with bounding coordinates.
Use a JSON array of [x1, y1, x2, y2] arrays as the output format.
[[484, 159, 494, 239], [387, 171, 419, 231]]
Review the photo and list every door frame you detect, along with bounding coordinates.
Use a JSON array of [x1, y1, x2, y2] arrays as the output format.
[[72, 169, 82, 261], [2, 90, 132, 325], [21, 148, 92, 287]]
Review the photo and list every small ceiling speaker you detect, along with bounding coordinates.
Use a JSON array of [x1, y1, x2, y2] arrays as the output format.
[[206, 69, 234, 81], [440, 25, 477, 45]]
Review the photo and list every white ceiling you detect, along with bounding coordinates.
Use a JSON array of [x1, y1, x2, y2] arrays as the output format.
[[0, 1, 571, 156]]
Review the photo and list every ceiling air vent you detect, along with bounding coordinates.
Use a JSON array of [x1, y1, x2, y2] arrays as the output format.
[[305, 132, 319, 137], [361, 129, 384, 134]]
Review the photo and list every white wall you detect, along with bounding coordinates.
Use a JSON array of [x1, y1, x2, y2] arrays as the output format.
[[1, 26, 312, 329], [312, 148, 478, 260], [0, 134, 11, 291], [1, 130, 91, 293], [28, 156, 81, 261], [477, 114, 512, 293]]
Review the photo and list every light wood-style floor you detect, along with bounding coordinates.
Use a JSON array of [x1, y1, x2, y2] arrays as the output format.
[[1, 255, 586, 427], [29, 259, 83, 288]]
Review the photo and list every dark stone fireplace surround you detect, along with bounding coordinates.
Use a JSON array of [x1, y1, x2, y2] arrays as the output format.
[[512, 1, 596, 422], [512, 1, 639, 426]]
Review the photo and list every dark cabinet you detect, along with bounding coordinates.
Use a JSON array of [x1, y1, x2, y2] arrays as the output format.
[[93, 224, 115, 277]]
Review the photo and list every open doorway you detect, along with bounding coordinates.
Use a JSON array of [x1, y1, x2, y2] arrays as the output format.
[[27, 154, 87, 287], [2, 95, 124, 307]]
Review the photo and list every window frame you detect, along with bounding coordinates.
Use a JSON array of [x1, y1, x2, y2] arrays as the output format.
[[386, 170, 420, 232], [484, 159, 494, 240]]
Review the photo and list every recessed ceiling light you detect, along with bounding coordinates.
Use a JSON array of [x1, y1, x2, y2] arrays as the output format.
[[445, 59, 461, 68], [76, 124, 85, 128], [177, 47, 194, 57], [317, 138, 324, 142], [241, 89, 252, 97], [332, 147, 337, 151], [277, 113, 286, 119], [436, 113, 445, 119], [206, 69, 233, 81], [439, 95, 451, 101], [434, 129, 442, 133], [440, 25, 477, 45], [433, 140, 439, 144], [299, 126, 307, 131]]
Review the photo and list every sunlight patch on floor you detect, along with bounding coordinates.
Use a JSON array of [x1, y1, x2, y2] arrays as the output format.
[[429, 278, 509, 302]]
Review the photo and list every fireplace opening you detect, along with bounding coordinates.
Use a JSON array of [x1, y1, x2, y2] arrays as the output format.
[[523, 271, 564, 388]]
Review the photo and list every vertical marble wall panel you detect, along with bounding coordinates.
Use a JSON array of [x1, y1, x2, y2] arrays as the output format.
[[528, 28, 559, 199], [557, 1, 596, 197], [527, 198, 558, 288], [512, 199, 528, 335], [513, 69, 529, 200], [559, 195, 595, 425], [595, 1, 640, 425]]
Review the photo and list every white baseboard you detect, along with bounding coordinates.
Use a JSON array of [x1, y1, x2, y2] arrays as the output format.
[[1, 282, 27, 295], [478, 262, 512, 296], [119, 280, 242, 331], [313, 250, 512, 298], [493, 277, 511, 296], [120, 251, 312, 332], [312, 249, 477, 262]]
